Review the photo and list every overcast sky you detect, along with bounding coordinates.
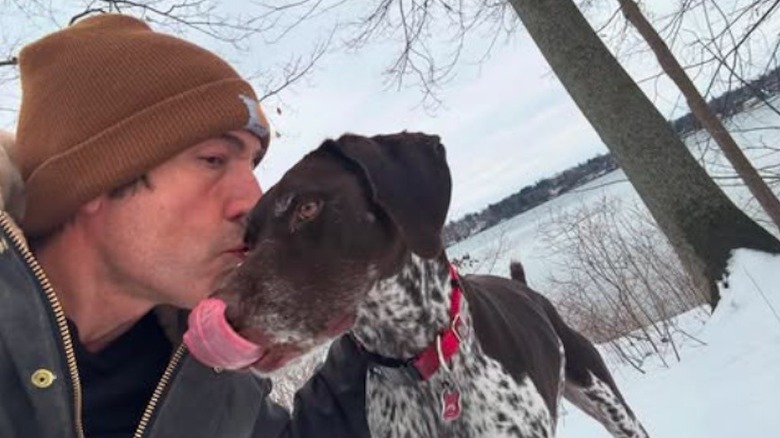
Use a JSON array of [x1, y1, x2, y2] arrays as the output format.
[[1, 1, 774, 221]]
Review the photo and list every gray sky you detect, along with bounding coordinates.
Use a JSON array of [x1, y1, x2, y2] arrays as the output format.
[[1, 1, 774, 221]]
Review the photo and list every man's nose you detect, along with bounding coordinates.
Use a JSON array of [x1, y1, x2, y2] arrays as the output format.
[[225, 169, 263, 223]]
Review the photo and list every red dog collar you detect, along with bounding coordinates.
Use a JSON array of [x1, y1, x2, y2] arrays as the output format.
[[353, 263, 466, 382], [412, 263, 465, 379]]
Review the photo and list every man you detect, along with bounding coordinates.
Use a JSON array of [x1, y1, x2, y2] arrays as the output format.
[[0, 13, 369, 437]]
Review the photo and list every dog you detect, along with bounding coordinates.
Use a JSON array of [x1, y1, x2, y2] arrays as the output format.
[[214, 132, 650, 437]]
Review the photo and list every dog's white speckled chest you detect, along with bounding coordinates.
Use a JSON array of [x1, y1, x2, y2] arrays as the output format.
[[365, 346, 552, 438]]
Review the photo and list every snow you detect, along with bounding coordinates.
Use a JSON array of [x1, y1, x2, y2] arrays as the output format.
[[557, 249, 780, 437], [445, 97, 780, 436]]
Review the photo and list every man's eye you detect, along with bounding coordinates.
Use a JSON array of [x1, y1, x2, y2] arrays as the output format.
[[200, 156, 226, 168]]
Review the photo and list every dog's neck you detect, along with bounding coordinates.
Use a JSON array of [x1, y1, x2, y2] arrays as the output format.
[[352, 252, 466, 360]]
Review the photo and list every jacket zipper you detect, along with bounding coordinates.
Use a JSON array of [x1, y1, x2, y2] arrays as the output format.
[[0, 213, 85, 438], [1, 213, 189, 438], [132, 344, 187, 438]]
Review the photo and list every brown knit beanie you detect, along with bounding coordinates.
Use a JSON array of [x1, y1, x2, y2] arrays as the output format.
[[15, 14, 271, 238]]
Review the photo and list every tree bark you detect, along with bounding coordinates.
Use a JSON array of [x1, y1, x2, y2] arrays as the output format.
[[506, 0, 780, 306], [617, 0, 780, 234]]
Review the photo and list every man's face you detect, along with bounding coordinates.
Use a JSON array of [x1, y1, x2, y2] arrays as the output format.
[[83, 130, 265, 309]]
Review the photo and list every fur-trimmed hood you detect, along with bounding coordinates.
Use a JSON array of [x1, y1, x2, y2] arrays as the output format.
[[0, 130, 25, 224]]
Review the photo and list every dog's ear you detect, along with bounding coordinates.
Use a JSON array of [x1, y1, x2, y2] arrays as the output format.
[[322, 132, 452, 259]]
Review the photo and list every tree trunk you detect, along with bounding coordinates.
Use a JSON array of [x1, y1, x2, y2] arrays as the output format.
[[617, 0, 780, 234], [506, 0, 780, 307]]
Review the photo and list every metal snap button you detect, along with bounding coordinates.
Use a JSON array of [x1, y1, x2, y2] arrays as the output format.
[[31, 369, 56, 388]]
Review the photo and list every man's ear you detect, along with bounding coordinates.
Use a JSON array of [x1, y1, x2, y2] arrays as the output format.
[[321, 132, 452, 259]]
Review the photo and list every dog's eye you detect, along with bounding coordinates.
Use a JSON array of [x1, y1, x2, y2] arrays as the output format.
[[295, 200, 322, 222]]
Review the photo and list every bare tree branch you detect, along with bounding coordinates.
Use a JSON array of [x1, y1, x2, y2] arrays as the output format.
[[3, 0, 334, 125], [252, 29, 333, 102], [619, 0, 780, 232], [248, 0, 518, 108], [91, 0, 277, 49], [69, 8, 107, 25], [722, 0, 780, 60], [540, 196, 709, 370]]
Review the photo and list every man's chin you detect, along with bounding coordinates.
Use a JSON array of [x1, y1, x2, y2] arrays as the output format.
[[175, 286, 214, 310], [176, 262, 240, 309]]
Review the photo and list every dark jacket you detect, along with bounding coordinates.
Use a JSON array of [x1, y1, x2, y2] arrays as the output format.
[[0, 212, 370, 438]]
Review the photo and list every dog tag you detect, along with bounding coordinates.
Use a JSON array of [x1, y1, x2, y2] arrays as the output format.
[[440, 385, 461, 422]]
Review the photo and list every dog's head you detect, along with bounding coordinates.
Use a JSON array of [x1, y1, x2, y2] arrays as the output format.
[[213, 132, 451, 373]]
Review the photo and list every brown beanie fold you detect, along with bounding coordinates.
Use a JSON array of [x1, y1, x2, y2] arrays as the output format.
[[15, 14, 271, 238]]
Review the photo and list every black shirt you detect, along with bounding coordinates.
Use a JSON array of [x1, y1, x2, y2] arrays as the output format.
[[69, 312, 173, 438]]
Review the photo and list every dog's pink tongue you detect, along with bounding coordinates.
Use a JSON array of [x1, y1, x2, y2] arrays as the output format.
[[184, 298, 263, 370]]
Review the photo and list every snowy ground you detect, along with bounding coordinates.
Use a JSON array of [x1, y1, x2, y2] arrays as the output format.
[[557, 249, 780, 437]]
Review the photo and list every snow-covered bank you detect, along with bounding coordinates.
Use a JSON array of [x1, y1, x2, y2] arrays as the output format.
[[559, 249, 780, 437]]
